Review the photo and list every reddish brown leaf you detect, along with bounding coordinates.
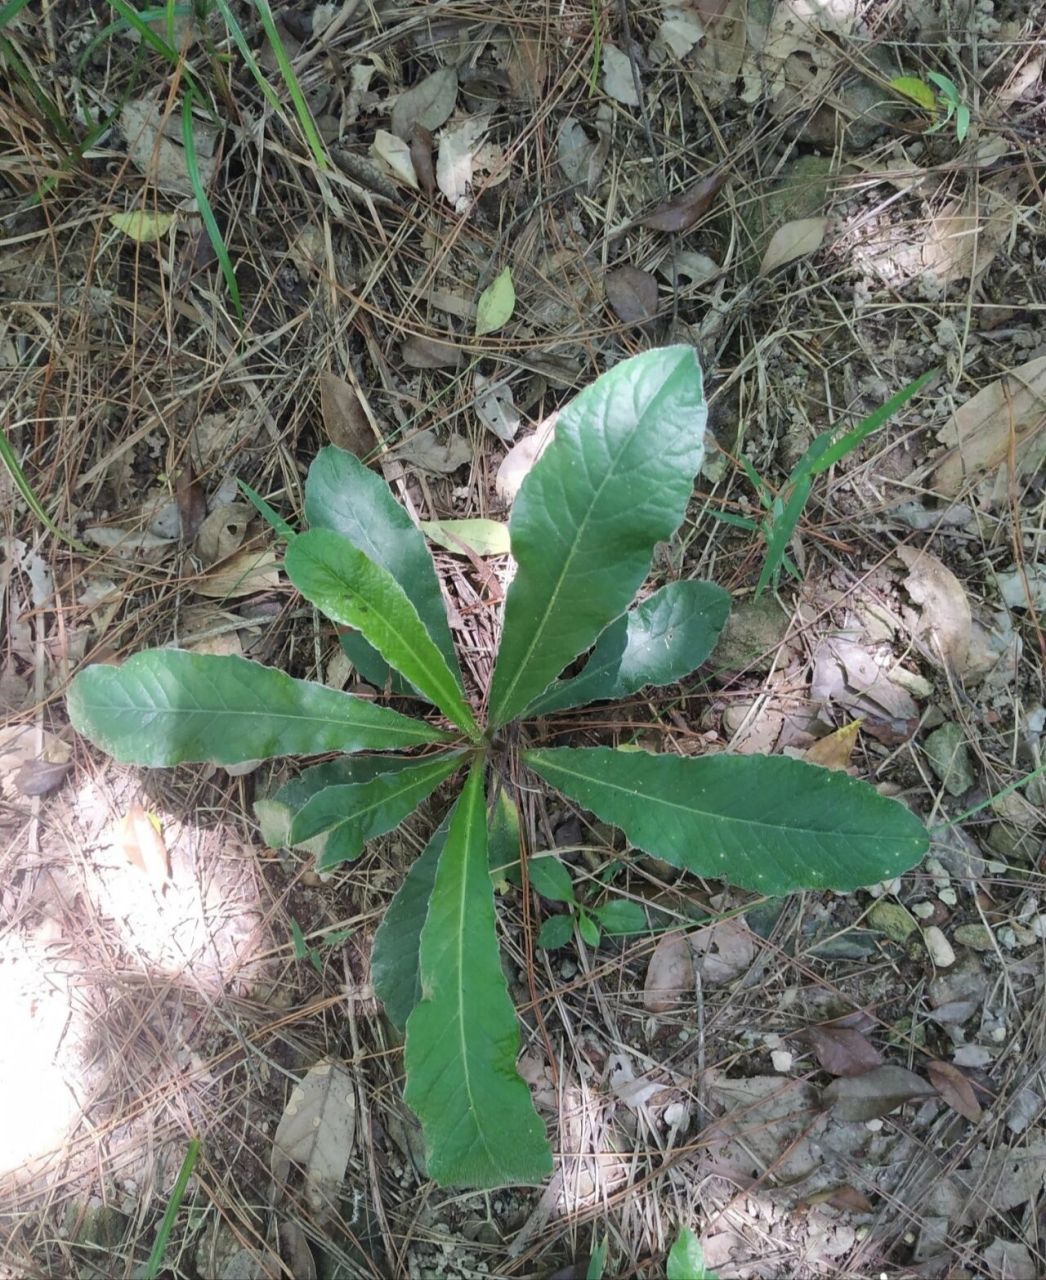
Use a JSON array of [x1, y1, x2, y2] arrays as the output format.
[[927, 1059, 983, 1123], [638, 171, 725, 233], [823, 1066, 936, 1121], [175, 459, 207, 542], [319, 371, 375, 459], [401, 334, 462, 369], [605, 266, 658, 326], [409, 124, 435, 197], [806, 1025, 884, 1077]]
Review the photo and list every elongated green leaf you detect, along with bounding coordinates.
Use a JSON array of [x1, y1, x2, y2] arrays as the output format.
[[488, 785, 521, 883], [405, 761, 552, 1188], [285, 529, 479, 737], [256, 754, 418, 848], [524, 747, 928, 894], [338, 629, 415, 698], [525, 580, 730, 716], [290, 752, 463, 870], [489, 347, 706, 727], [667, 1227, 716, 1280], [421, 518, 511, 557], [305, 446, 460, 679], [68, 650, 446, 766], [372, 819, 449, 1031]]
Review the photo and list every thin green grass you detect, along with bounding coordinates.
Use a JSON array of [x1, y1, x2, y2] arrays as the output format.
[[0, 430, 90, 552], [142, 1138, 200, 1280], [182, 87, 242, 320]]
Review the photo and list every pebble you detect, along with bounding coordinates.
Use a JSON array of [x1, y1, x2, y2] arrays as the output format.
[[924, 723, 975, 795], [953, 924, 994, 952], [923, 925, 956, 968]]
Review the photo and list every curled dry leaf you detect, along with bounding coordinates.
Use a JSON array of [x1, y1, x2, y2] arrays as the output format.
[[927, 1059, 982, 1123], [605, 266, 659, 326], [689, 917, 756, 985], [896, 546, 972, 674], [408, 124, 435, 197], [401, 334, 461, 369], [271, 1057, 356, 1220], [644, 931, 695, 1012], [932, 355, 1046, 497], [760, 217, 828, 273], [175, 460, 207, 542], [196, 503, 249, 566], [804, 720, 862, 771], [113, 802, 170, 885], [436, 114, 488, 209], [806, 1024, 883, 1077], [823, 1065, 936, 1121], [495, 412, 557, 503], [370, 128, 418, 189], [638, 172, 726, 233], [194, 547, 281, 599], [392, 428, 471, 474], [390, 66, 458, 140], [319, 371, 375, 459]]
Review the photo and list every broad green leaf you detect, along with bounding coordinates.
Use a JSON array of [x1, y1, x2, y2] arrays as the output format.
[[489, 346, 706, 727], [524, 747, 928, 894], [592, 899, 649, 935], [305, 445, 460, 682], [405, 761, 552, 1188], [526, 853, 577, 903], [525, 580, 730, 716], [67, 650, 446, 766], [577, 912, 601, 947], [537, 913, 575, 950], [372, 818, 449, 1031], [285, 528, 479, 737], [289, 752, 463, 870], [421, 518, 511, 557], [475, 266, 515, 336], [889, 75, 937, 111], [256, 754, 417, 848], [667, 1227, 716, 1280], [338, 629, 415, 698]]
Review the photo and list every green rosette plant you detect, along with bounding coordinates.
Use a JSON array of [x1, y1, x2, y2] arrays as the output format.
[[67, 346, 928, 1189]]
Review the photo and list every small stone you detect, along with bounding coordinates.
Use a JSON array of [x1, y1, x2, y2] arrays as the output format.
[[953, 1044, 993, 1068], [1032, 914, 1046, 939], [771, 1049, 793, 1073], [709, 597, 791, 674], [923, 925, 956, 967], [868, 900, 918, 942], [937, 887, 958, 907], [986, 822, 1040, 864], [912, 901, 936, 920], [998, 927, 1018, 949], [953, 924, 994, 952], [924, 723, 975, 796]]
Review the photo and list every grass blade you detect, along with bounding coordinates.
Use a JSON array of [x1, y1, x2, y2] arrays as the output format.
[[181, 88, 242, 320], [142, 1137, 200, 1280], [0, 430, 89, 551], [251, 0, 330, 170], [807, 369, 936, 478]]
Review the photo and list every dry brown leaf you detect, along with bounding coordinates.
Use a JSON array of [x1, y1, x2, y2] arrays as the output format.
[[638, 172, 725, 233], [390, 67, 458, 140], [392, 429, 471, 474], [14, 756, 71, 797], [804, 720, 862, 771], [760, 217, 828, 273], [175, 460, 207, 542], [932, 355, 1046, 497], [823, 1065, 936, 1121], [319, 371, 375, 458], [927, 1059, 982, 1123], [474, 373, 519, 443], [644, 931, 695, 1012], [408, 124, 435, 197], [196, 503, 249, 566], [692, 0, 747, 105], [195, 547, 281, 599], [896, 546, 972, 673], [369, 128, 418, 190], [496, 413, 557, 503], [605, 266, 658, 326], [806, 1024, 883, 1077], [602, 44, 640, 106], [278, 1222, 317, 1280], [503, 32, 545, 101], [436, 114, 488, 209], [271, 1057, 356, 1220], [120, 98, 216, 196], [689, 918, 756, 985], [0, 726, 70, 800], [113, 803, 170, 885], [401, 334, 461, 369]]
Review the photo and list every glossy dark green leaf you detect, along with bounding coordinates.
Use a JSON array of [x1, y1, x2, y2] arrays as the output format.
[[289, 751, 463, 870], [537, 913, 575, 950], [489, 346, 707, 727], [372, 818, 449, 1031], [305, 445, 459, 675], [255, 754, 416, 848], [525, 580, 730, 716], [67, 650, 446, 767], [404, 760, 552, 1187], [285, 529, 478, 736], [524, 747, 928, 894]]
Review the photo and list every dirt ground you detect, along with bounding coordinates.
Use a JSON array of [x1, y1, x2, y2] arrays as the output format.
[[2, 0, 1045, 1277]]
